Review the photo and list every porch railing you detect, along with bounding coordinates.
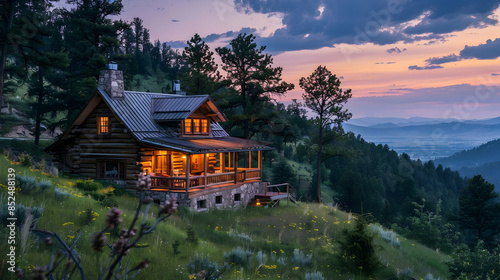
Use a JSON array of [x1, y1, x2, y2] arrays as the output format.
[[150, 169, 261, 190]]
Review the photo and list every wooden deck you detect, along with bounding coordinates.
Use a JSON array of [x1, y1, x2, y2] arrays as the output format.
[[249, 183, 297, 207]]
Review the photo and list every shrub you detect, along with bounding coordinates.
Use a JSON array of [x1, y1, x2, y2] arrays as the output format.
[[172, 240, 181, 255], [277, 256, 287, 266], [228, 229, 253, 242], [305, 271, 325, 280], [291, 249, 312, 267], [54, 188, 71, 200], [187, 253, 228, 280], [447, 241, 500, 280], [371, 224, 400, 248], [255, 251, 267, 265], [337, 215, 381, 277], [86, 191, 106, 201], [38, 158, 46, 171], [100, 196, 118, 208], [19, 153, 32, 167], [17, 175, 37, 194], [81, 208, 95, 226], [224, 246, 252, 266], [75, 180, 102, 192], [186, 225, 198, 245], [0, 203, 44, 227], [112, 186, 127, 196], [36, 179, 52, 192]]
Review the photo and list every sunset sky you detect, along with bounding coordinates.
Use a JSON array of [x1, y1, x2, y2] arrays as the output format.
[[117, 0, 500, 120]]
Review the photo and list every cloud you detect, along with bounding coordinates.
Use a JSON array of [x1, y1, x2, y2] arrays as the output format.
[[492, 73, 500, 76], [460, 38, 500, 59], [164, 40, 187, 49], [202, 27, 258, 43], [387, 47, 402, 54], [425, 54, 461, 65], [416, 38, 500, 68], [386, 61, 396, 64], [230, 0, 500, 52], [408, 65, 443, 70], [171, 19, 180, 22]]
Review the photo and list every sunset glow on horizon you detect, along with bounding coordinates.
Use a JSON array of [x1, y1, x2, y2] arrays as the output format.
[[117, 0, 500, 119]]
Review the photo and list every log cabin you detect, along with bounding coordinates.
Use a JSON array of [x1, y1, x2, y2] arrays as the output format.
[[45, 63, 275, 210]]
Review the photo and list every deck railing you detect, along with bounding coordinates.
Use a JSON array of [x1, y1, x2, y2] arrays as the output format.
[[265, 183, 297, 203], [150, 169, 261, 190]]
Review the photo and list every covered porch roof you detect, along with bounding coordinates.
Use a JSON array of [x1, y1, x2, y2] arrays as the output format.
[[141, 136, 273, 153]]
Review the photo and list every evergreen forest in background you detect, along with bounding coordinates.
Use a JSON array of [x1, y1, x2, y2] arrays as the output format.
[[1, 0, 500, 278]]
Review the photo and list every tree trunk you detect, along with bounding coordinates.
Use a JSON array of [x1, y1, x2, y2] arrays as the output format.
[[34, 66, 44, 146], [0, 0, 16, 111], [316, 120, 323, 203]]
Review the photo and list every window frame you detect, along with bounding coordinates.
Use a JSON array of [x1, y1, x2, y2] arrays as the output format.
[[97, 161, 126, 179], [97, 116, 110, 135], [215, 195, 222, 205], [183, 118, 210, 136]]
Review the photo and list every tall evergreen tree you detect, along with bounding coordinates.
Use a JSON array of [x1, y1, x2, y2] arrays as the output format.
[[24, 2, 69, 145], [181, 33, 218, 95], [458, 175, 500, 243], [59, 0, 128, 126], [216, 33, 294, 139], [300, 65, 352, 203]]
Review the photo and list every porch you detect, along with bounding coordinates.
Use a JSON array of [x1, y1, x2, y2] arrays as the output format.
[[143, 150, 263, 191]]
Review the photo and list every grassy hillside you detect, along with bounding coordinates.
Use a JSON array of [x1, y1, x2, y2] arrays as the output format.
[[0, 154, 451, 280]]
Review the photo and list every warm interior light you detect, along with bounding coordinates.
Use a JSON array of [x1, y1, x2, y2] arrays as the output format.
[[182, 156, 186, 159]]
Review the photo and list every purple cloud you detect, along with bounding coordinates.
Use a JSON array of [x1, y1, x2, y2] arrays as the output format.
[[408, 65, 443, 70]]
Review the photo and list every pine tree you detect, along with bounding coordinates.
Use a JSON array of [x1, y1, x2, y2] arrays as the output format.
[[181, 33, 219, 95], [300, 65, 352, 203], [59, 0, 128, 126], [458, 175, 500, 243], [216, 33, 294, 139]]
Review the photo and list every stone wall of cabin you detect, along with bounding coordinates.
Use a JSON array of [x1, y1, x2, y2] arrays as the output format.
[[137, 182, 264, 210], [52, 101, 141, 188]]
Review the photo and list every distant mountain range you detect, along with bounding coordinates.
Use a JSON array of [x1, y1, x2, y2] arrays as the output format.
[[343, 117, 500, 161]]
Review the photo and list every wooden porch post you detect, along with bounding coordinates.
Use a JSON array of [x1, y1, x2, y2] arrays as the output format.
[[258, 150, 261, 169], [186, 154, 190, 193], [234, 152, 238, 183], [249, 151, 252, 169], [221, 152, 225, 173], [204, 153, 208, 187]]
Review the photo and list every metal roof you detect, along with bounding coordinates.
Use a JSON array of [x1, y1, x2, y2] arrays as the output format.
[[66, 89, 269, 153], [152, 96, 207, 113], [142, 136, 273, 153]]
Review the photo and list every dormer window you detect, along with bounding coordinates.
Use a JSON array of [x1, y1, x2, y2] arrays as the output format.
[[184, 118, 209, 135], [98, 116, 109, 134]]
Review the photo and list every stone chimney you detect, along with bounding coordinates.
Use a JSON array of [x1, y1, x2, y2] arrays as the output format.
[[98, 62, 124, 99]]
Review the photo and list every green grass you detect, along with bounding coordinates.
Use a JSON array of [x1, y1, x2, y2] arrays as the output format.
[[0, 154, 451, 280]]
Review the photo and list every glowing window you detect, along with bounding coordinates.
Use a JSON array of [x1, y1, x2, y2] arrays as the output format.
[[201, 119, 208, 133], [185, 119, 192, 133], [193, 119, 200, 133], [98, 117, 109, 134]]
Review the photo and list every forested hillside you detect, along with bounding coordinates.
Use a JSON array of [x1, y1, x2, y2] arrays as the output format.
[[435, 138, 500, 191]]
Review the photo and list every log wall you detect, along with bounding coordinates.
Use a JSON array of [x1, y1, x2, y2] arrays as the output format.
[[52, 102, 141, 188]]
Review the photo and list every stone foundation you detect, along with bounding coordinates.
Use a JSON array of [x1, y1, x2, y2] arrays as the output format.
[[133, 182, 264, 211], [189, 182, 263, 211]]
